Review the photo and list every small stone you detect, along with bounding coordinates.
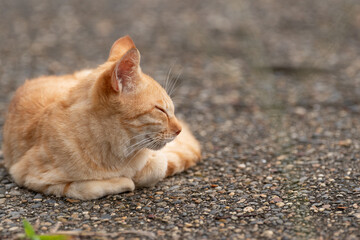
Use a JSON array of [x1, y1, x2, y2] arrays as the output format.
[[238, 164, 246, 169], [354, 213, 360, 219], [338, 139, 352, 147], [337, 206, 347, 210], [9, 190, 21, 196], [263, 184, 273, 188], [310, 205, 318, 212], [101, 214, 111, 220], [323, 204, 331, 209], [10, 212, 20, 218], [57, 216, 68, 223], [0, 198, 5, 204], [66, 198, 80, 203], [276, 202, 285, 207], [262, 230, 274, 238], [9, 226, 19, 231], [243, 206, 254, 213], [294, 107, 306, 116], [32, 203, 42, 208], [285, 164, 294, 170], [157, 202, 167, 207], [169, 185, 179, 190], [34, 193, 43, 199], [184, 223, 193, 227], [272, 196, 282, 202]]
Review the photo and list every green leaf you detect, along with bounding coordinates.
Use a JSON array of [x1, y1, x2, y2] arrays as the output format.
[[39, 235, 69, 240], [22, 219, 40, 240]]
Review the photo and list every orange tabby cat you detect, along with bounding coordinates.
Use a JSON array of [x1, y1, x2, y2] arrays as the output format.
[[2, 36, 201, 200]]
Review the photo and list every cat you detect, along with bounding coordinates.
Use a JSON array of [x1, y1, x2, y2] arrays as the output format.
[[2, 36, 201, 200]]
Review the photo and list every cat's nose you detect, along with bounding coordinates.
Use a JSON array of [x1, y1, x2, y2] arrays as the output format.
[[170, 117, 182, 135], [175, 128, 182, 135]]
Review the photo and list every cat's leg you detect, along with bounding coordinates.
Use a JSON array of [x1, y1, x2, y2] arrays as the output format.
[[44, 177, 135, 200], [162, 122, 201, 177], [134, 122, 201, 187], [13, 160, 135, 200], [133, 151, 168, 187], [9, 147, 135, 200]]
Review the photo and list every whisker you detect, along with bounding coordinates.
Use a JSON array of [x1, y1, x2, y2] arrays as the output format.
[[164, 63, 175, 93], [126, 138, 152, 156], [126, 131, 159, 142], [168, 69, 183, 97]]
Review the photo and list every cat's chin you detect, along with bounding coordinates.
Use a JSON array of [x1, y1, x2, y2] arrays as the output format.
[[147, 142, 167, 151]]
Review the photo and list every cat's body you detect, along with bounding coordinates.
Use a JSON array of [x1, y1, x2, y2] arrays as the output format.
[[2, 36, 201, 200]]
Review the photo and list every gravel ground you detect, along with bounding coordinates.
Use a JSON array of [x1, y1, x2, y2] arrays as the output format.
[[1, 0, 360, 239]]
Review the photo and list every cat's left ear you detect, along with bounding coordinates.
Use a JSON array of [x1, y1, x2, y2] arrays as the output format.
[[111, 48, 141, 93], [108, 35, 136, 61]]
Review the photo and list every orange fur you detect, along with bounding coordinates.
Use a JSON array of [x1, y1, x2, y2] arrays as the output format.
[[2, 36, 201, 200]]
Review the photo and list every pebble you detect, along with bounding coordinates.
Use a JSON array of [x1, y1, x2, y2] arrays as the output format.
[[9, 190, 21, 196], [243, 206, 254, 213], [262, 230, 274, 238], [31, 203, 42, 208], [34, 193, 43, 199], [238, 164, 246, 169], [338, 139, 352, 147], [101, 214, 111, 220], [272, 196, 283, 203]]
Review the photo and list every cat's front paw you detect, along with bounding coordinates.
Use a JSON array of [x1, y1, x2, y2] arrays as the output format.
[[133, 152, 167, 187]]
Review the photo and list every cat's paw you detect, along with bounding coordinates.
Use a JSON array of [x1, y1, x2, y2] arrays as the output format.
[[133, 152, 167, 187], [62, 177, 135, 200]]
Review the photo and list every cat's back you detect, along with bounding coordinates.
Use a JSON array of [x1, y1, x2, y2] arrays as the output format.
[[10, 73, 81, 113], [2, 71, 87, 167]]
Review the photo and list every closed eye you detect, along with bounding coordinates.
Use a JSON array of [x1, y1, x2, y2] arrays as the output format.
[[155, 106, 168, 116]]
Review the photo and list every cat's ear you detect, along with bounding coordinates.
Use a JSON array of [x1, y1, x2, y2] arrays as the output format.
[[111, 48, 141, 93], [108, 36, 136, 62]]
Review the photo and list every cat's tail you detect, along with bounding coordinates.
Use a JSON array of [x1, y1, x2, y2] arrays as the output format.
[[162, 121, 201, 177]]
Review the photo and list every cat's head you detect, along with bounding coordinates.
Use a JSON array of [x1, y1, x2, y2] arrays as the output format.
[[94, 36, 182, 151]]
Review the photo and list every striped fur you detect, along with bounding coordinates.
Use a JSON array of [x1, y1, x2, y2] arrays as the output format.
[[2, 36, 201, 200]]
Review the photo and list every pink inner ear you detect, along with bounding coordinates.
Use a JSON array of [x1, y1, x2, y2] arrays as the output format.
[[111, 48, 140, 93]]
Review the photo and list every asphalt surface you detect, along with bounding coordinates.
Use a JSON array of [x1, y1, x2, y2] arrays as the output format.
[[0, 0, 360, 239]]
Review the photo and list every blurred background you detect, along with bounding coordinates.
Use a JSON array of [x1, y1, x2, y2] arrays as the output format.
[[0, 0, 360, 239], [1, 0, 360, 115]]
